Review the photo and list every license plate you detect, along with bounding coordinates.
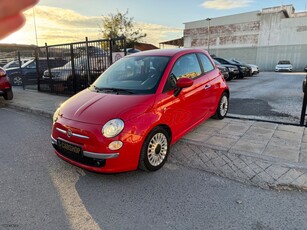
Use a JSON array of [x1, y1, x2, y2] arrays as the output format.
[[57, 139, 82, 155]]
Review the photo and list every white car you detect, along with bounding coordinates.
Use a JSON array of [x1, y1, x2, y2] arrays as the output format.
[[275, 60, 292, 72], [248, 64, 260, 75]]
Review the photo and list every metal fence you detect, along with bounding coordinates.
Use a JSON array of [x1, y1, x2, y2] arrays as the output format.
[[38, 37, 126, 95], [4, 37, 126, 95]]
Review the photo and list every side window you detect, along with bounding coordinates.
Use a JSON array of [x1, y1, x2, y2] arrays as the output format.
[[163, 53, 202, 92], [198, 53, 215, 73], [171, 54, 202, 80]]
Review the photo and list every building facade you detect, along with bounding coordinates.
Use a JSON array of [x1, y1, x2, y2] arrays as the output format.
[[184, 5, 307, 71]]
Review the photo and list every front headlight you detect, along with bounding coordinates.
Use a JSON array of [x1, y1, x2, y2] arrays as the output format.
[[53, 107, 61, 123], [102, 119, 124, 138]]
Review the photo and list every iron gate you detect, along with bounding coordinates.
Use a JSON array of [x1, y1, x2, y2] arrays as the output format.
[[36, 37, 127, 95]]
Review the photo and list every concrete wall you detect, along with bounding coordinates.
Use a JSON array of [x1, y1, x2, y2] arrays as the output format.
[[184, 5, 307, 71]]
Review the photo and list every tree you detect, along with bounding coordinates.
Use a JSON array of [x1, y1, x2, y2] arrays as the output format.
[[100, 10, 146, 48]]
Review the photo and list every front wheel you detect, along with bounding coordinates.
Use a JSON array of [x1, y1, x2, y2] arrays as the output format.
[[4, 90, 13, 100], [12, 74, 23, 86], [139, 127, 170, 171], [213, 92, 229, 119]]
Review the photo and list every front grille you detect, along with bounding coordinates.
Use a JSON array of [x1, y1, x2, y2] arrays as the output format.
[[53, 144, 106, 168]]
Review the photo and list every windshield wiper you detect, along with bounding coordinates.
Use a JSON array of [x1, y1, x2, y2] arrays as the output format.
[[94, 87, 134, 94]]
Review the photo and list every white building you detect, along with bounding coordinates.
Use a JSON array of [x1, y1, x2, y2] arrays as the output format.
[[184, 5, 307, 71]]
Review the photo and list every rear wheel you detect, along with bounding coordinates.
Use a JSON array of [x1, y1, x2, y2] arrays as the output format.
[[139, 127, 170, 171], [4, 90, 13, 100], [213, 92, 229, 119]]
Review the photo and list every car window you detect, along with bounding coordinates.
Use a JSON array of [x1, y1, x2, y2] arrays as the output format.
[[93, 55, 170, 95], [198, 53, 214, 73], [170, 54, 201, 80], [26, 61, 36, 69]]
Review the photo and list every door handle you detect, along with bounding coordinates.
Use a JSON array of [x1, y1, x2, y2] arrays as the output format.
[[204, 85, 211, 90]]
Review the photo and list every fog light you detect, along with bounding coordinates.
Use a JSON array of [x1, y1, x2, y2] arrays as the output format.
[[108, 141, 123, 150]]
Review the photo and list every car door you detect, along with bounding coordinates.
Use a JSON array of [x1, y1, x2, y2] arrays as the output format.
[[156, 53, 211, 141], [197, 53, 221, 115]]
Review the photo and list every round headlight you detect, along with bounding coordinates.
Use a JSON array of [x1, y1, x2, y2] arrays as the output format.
[[53, 107, 61, 123], [102, 119, 124, 138]]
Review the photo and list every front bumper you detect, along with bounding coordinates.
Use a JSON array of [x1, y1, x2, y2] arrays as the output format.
[[51, 119, 143, 173]]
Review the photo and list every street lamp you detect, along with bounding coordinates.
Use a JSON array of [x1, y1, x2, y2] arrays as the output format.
[[206, 18, 211, 53]]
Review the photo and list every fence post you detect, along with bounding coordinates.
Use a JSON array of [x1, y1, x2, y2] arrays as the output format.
[[35, 48, 41, 91], [109, 39, 113, 64], [85, 37, 91, 85], [70, 44, 77, 94], [45, 43, 53, 93]]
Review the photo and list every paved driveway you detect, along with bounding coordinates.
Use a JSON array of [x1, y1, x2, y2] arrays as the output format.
[[228, 72, 306, 125]]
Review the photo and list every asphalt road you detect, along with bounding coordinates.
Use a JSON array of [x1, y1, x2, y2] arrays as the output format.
[[227, 72, 306, 125], [1, 107, 307, 230]]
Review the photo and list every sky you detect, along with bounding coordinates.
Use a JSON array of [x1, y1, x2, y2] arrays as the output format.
[[1, 0, 307, 47]]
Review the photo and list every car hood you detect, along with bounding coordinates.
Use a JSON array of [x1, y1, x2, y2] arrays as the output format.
[[60, 89, 155, 125]]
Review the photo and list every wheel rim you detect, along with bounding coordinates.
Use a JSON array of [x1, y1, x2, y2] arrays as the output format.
[[220, 95, 228, 117], [147, 133, 168, 167], [13, 76, 22, 85]]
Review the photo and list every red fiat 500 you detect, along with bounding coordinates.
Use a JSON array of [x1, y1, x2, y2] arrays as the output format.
[[51, 49, 229, 173]]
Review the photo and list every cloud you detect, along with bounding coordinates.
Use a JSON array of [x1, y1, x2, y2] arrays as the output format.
[[1, 6, 182, 47], [201, 0, 253, 10]]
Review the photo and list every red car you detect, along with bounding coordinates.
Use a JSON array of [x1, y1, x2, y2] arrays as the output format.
[[0, 67, 13, 100], [51, 49, 229, 173]]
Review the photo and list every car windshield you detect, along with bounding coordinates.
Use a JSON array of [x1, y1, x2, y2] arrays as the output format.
[[278, 61, 291, 65], [213, 60, 221, 65], [21, 59, 35, 68], [63, 57, 87, 68], [226, 59, 239, 65], [91, 55, 170, 95]]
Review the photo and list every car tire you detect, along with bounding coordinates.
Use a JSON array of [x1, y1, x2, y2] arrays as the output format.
[[213, 92, 229, 120], [4, 90, 13, 100], [139, 127, 170, 171], [12, 73, 23, 86]]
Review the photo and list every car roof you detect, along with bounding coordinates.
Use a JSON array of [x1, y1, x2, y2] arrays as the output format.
[[128, 48, 208, 57]]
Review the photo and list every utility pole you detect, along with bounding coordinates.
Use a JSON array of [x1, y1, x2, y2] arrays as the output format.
[[33, 8, 38, 46], [206, 18, 211, 53]]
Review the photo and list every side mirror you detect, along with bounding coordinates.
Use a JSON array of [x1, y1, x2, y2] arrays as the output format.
[[176, 77, 193, 88], [174, 77, 193, 97]]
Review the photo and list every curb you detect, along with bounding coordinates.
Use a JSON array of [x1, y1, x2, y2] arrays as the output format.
[[5, 102, 53, 119], [170, 139, 307, 191]]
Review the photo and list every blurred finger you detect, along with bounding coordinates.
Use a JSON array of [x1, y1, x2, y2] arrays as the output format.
[[0, 0, 38, 20], [0, 14, 25, 39]]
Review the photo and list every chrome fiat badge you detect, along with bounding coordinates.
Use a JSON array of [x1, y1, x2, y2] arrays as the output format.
[[67, 129, 73, 138]]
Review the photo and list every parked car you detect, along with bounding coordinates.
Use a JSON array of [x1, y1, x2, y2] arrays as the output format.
[[231, 59, 260, 75], [6, 58, 68, 86], [2, 58, 32, 70], [0, 67, 13, 100], [214, 60, 230, 80], [43, 56, 106, 91], [51, 48, 229, 173], [213, 57, 251, 78], [248, 64, 260, 75], [214, 59, 239, 80], [304, 65, 307, 72], [275, 60, 292, 72]]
